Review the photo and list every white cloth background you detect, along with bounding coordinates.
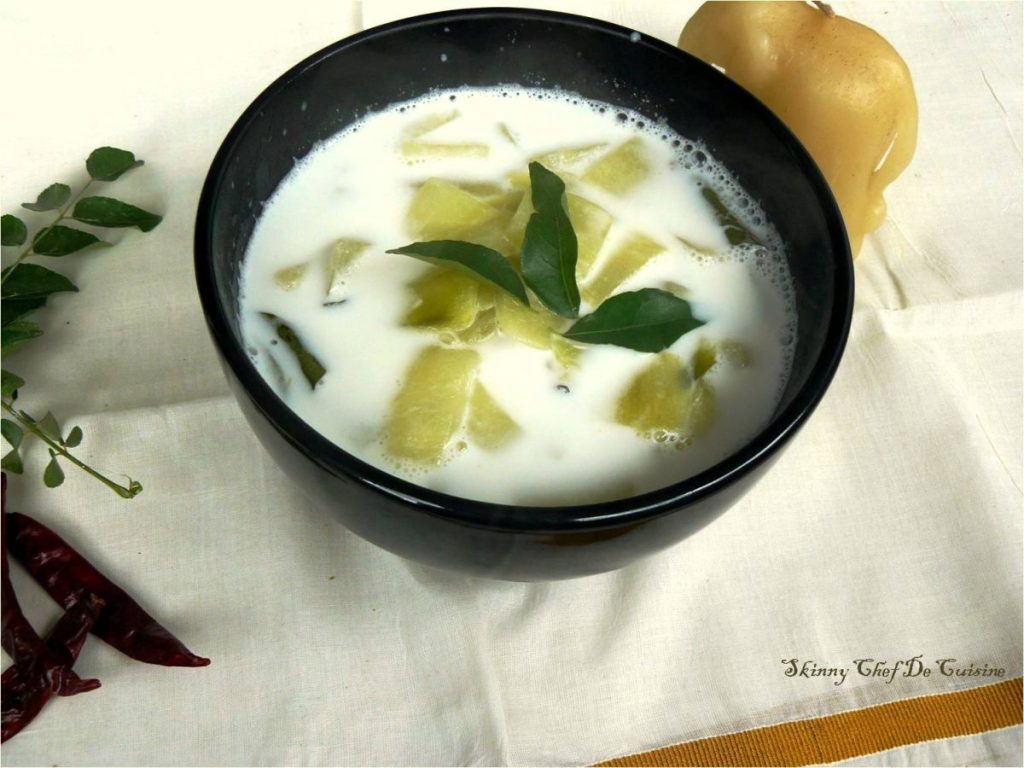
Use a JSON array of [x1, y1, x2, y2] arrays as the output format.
[[1, 1, 1020, 765]]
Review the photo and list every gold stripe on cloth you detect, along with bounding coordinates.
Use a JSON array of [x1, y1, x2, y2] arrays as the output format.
[[596, 677, 1023, 767]]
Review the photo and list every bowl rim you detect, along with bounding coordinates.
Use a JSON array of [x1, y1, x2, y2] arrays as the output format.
[[194, 6, 854, 534]]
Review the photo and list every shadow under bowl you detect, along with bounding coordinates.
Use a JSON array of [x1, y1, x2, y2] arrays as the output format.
[[194, 8, 853, 581]]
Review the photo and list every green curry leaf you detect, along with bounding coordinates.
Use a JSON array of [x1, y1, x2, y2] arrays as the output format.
[[564, 288, 705, 352], [22, 183, 71, 212], [520, 162, 579, 318], [387, 240, 529, 306], [262, 313, 326, 389], [72, 196, 161, 232], [1, 263, 78, 300], [1, 320, 44, 356], [86, 147, 143, 181], [32, 225, 104, 256], [701, 186, 763, 247], [1, 370, 25, 402], [2, 214, 28, 247]]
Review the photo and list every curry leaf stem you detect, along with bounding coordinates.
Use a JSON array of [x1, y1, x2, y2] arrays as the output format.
[[1, 401, 141, 498]]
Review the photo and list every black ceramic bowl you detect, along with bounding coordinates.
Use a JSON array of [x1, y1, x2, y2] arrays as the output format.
[[195, 8, 853, 581]]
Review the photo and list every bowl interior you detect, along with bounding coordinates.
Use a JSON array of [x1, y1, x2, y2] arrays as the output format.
[[197, 9, 852, 526]]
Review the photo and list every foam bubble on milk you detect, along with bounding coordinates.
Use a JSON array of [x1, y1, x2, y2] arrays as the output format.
[[239, 86, 798, 505]]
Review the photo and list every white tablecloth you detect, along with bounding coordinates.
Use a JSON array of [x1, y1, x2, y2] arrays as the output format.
[[1, 1, 1021, 765]]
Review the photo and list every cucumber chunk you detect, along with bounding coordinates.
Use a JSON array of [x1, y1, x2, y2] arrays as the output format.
[[614, 352, 716, 441], [532, 143, 607, 173], [401, 142, 489, 160], [615, 352, 691, 438], [550, 334, 584, 373], [581, 232, 664, 305], [684, 379, 716, 440], [407, 178, 499, 240], [506, 190, 533, 252], [693, 338, 718, 380], [566, 193, 611, 280], [719, 340, 752, 368], [402, 268, 483, 333], [451, 306, 497, 345], [325, 238, 370, 301], [468, 382, 520, 450], [692, 338, 753, 378], [273, 262, 308, 291], [495, 291, 563, 349], [385, 346, 479, 464], [581, 137, 650, 194], [402, 110, 458, 139]]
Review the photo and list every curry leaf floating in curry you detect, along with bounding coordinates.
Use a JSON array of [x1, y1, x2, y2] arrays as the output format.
[[387, 240, 530, 306], [261, 313, 327, 389], [565, 288, 706, 352], [700, 186, 762, 247], [519, 161, 580, 318]]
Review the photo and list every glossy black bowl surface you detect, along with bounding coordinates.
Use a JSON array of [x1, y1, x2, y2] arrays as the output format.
[[195, 8, 853, 580]]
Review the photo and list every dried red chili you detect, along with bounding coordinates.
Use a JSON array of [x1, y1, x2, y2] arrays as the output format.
[[1, 539, 95, 697], [2, 524, 64, 690], [1, 475, 91, 697], [4, 511, 209, 668], [1, 595, 102, 743], [1, 470, 209, 743]]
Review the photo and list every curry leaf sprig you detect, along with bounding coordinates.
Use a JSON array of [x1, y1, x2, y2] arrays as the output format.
[[387, 161, 705, 352], [1, 147, 160, 498], [520, 162, 581, 318]]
